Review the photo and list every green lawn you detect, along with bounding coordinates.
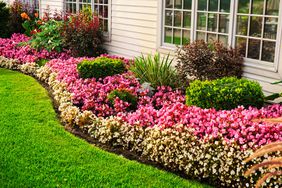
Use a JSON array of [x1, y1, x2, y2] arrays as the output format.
[[0, 68, 211, 188]]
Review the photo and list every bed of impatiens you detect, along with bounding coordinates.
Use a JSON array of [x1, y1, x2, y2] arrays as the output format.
[[0, 33, 281, 188]]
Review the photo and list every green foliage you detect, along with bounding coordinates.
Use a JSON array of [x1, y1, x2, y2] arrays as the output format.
[[264, 80, 282, 101], [36, 59, 49, 67], [0, 1, 11, 38], [186, 77, 265, 110], [107, 89, 138, 111], [77, 57, 126, 79], [130, 53, 182, 89], [29, 20, 63, 52], [0, 68, 209, 188]]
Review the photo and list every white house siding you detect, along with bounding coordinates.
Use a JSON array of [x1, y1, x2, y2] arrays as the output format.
[[39, 0, 282, 94], [39, 0, 64, 16]]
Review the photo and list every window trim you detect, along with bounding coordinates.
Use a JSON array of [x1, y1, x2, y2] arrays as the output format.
[[159, 0, 282, 71]]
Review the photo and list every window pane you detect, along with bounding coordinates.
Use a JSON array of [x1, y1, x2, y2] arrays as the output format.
[[248, 39, 261, 59], [262, 41, 276, 62], [209, 0, 218, 11], [173, 29, 181, 45], [220, 0, 231, 12], [174, 11, 182, 27], [207, 33, 217, 42], [164, 28, 172, 43], [266, 0, 280, 15], [264, 17, 278, 39], [166, 0, 173, 8], [196, 32, 206, 40], [236, 16, 249, 35], [238, 0, 250, 13], [183, 12, 191, 28], [197, 13, 207, 30], [184, 0, 192, 10], [218, 35, 228, 46], [236, 37, 247, 57], [219, 14, 229, 33], [198, 0, 207, 10], [104, 19, 108, 32], [252, 0, 264, 14], [104, 6, 108, 18], [182, 30, 190, 45], [165, 10, 173, 26], [250, 16, 262, 37], [174, 0, 182, 9], [208, 14, 217, 32]]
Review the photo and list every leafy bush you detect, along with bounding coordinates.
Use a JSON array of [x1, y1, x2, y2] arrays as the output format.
[[130, 53, 182, 89], [186, 77, 264, 110], [61, 10, 105, 57], [77, 57, 126, 79], [107, 89, 138, 111], [0, 1, 11, 38], [8, 0, 36, 35], [29, 20, 63, 52], [176, 40, 243, 82]]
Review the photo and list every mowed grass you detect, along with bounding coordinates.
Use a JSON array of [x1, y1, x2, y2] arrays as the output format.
[[0, 68, 211, 188]]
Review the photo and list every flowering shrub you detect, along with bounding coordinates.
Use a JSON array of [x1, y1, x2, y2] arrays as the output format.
[[8, 0, 36, 35], [21, 11, 41, 36]]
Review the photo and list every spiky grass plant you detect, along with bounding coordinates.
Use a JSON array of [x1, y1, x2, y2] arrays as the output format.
[[130, 53, 182, 89], [244, 142, 282, 188]]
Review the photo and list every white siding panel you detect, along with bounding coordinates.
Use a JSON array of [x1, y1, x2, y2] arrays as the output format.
[[40, 0, 64, 14], [106, 0, 158, 60]]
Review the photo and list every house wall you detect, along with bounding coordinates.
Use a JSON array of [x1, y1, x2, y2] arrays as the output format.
[[38, 0, 282, 94], [39, 0, 64, 15]]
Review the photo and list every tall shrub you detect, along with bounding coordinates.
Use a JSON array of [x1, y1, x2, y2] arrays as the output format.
[[176, 40, 243, 82], [0, 1, 10, 38], [61, 10, 105, 57]]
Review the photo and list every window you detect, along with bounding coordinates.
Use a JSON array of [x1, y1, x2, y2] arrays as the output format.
[[235, 0, 280, 63], [65, 0, 109, 32], [21, 0, 39, 11], [196, 0, 230, 45], [164, 0, 192, 45], [162, 0, 281, 65]]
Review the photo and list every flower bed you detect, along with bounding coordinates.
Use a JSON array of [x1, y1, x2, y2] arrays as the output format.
[[0, 34, 281, 188]]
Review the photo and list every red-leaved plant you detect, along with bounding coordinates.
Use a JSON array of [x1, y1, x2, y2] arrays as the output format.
[[61, 10, 105, 57]]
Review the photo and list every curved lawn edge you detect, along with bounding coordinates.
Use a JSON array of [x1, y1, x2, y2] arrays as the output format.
[[0, 68, 211, 188]]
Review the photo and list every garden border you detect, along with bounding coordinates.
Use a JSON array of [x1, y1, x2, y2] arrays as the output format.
[[0, 56, 280, 188]]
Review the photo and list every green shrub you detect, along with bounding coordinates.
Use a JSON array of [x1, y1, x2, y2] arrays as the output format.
[[0, 1, 11, 38], [107, 89, 138, 111], [77, 57, 126, 79], [29, 20, 63, 52], [186, 77, 264, 110], [130, 53, 182, 89], [36, 59, 49, 67], [176, 40, 243, 82]]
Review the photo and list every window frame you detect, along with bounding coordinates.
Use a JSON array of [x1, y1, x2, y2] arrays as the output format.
[[160, 0, 282, 71]]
